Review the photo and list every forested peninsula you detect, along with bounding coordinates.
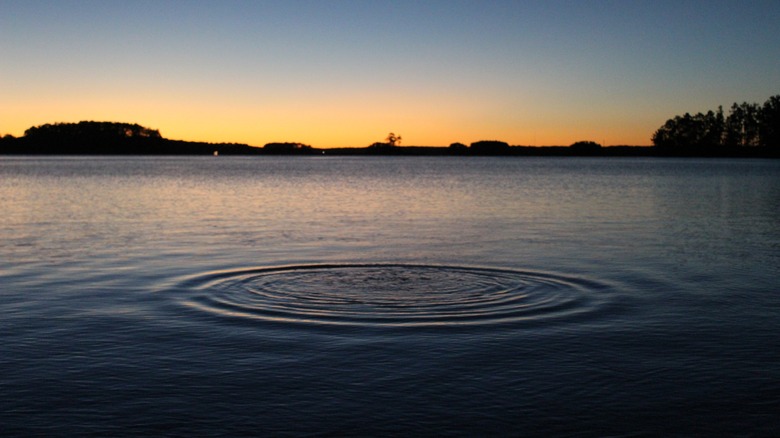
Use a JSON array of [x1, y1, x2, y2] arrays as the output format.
[[0, 122, 261, 155], [1, 95, 777, 157]]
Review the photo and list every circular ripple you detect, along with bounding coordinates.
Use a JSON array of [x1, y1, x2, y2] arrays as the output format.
[[173, 264, 611, 327]]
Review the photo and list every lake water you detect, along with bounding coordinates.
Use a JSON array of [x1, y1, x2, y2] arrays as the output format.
[[1, 156, 779, 436]]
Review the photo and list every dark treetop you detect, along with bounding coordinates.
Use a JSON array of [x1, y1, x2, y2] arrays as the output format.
[[651, 94, 780, 157]]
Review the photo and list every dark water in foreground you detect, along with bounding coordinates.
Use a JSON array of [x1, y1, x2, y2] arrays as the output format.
[[1, 156, 779, 436]]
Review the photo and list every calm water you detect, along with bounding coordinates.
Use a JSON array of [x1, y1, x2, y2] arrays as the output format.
[[1, 156, 779, 436]]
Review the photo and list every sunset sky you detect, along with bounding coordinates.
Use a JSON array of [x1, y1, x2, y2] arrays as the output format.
[[2, 0, 779, 148]]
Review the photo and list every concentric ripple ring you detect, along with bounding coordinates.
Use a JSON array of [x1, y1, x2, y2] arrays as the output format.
[[172, 264, 612, 327]]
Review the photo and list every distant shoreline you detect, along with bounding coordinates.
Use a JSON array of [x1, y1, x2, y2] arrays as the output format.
[[2, 144, 777, 158], [2, 121, 777, 158]]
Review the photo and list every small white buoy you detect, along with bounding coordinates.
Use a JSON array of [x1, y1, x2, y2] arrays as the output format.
[[213, 150, 219, 156]]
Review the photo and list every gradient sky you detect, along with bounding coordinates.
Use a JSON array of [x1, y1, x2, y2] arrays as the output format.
[[2, 0, 779, 147]]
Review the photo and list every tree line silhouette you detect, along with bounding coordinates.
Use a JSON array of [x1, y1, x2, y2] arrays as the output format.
[[2, 100, 778, 157], [652, 95, 779, 156], [0, 121, 261, 155]]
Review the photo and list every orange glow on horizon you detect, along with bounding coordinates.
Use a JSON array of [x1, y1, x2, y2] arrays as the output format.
[[0, 118, 655, 148], [1, 93, 655, 148]]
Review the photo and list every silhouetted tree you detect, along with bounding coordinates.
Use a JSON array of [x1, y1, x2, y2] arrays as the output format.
[[652, 111, 724, 154], [724, 102, 760, 148], [448, 142, 468, 154], [263, 142, 314, 154], [469, 140, 510, 155], [569, 140, 602, 155], [16, 121, 163, 153], [0, 134, 16, 151], [652, 95, 780, 155], [385, 132, 402, 146], [366, 133, 402, 153], [759, 95, 780, 150], [24, 121, 161, 141], [0, 120, 266, 155]]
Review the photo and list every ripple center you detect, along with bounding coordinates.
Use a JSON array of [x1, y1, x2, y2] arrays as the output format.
[[174, 264, 609, 327]]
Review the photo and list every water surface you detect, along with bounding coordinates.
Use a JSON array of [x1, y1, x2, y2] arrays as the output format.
[[2, 156, 779, 436]]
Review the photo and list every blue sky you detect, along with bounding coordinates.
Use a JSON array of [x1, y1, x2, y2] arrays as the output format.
[[2, 0, 778, 146]]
